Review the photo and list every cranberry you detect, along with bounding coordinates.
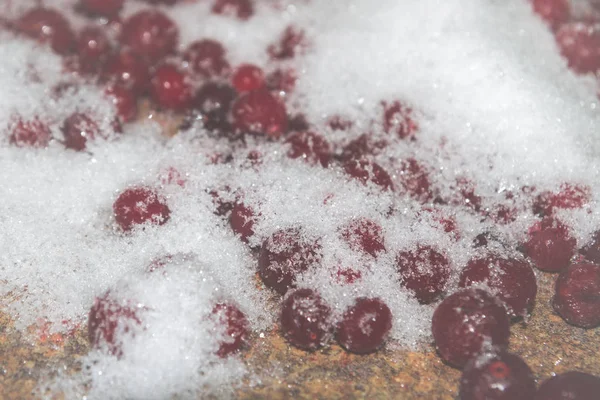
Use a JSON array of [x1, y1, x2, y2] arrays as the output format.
[[382, 100, 418, 139], [535, 371, 600, 400], [343, 159, 394, 191], [9, 117, 52, 148], [113, 187, 171, 232], [459, 255, 537, 319], [88, 292, 142, 357], [328, 115, 353, 131], [287, 114, 310, 133], [229, 203, 256, 243], [266, 68, 297, 93], [340, 134, 388, 161], [120, 10, 179, 64], [552, 262, 600, 328], [336, 297, 392, 354], [432, 288, 510, 368], [188, 82, 236, 134], [533, 184, 591, 216], [396, 245, 450, 304], [258, 228, 321, 295], [396, 158, 431, 202], [280, 288, 333, 351], [211, 302, 249, 357], [105, 85, 138, 123], [531, 0, 570, 29], [556, 23, 600, 74], [285, 131, 331, 167], [150, 63, 193, 111], [335, 268, 362, 284], [75, 27, 111, 75], [454, 178, 482, 211], [208, 187, 236, 217], [232, 64, 265, 92], [487, 204, 517, 225], [268, 26, 306, 60], [459, 349, 536, 400], [80, 0, 124, 17], [16, 7, 75, 55], [231, 88, 288, 137], [62, 113, 105, 151], [212, 0, 254, 20], [580, 230, 600, 264], [184, 39, 230, 78], [523, 221, 576, 272], [340, 218, 386, 258], [103, 49, 150, 94]]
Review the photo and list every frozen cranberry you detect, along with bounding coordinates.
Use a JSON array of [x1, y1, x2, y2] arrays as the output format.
[[459, 349, 536, 400], [184, 39, 230, 78], [286, 131, 331, 168], [103, 49, 150, 94], [523, 222, 576, 272], [459, 255, 537, 319], [8, 117, 52, 148], [328, 115, 353, 131], [552, 262, 600, 328], [16, 7, 75, 55], [336, 297, 392, 354], [266, 68, 297, 93], [211, 302, 249, 357], [232, 88, 288, 137], [62, 113, 105, 151], [344, 159, 394, 191], [336, 268, 362, 284], [580, 230, 600, 263], [229, 203, 256, 243], [396, 245, 450, 304], [432, 288, 510, 368], [113, 187, 171, 231], [556, 23, 600, 74], [536, 371, 600, 400], [88, 292, 142, 357], [232, 64, 265, 92], [212, 0, 254, 20], [280, 288, 333, 351], [287, 114, 310, 133], [397, 158, 431, 202], [105, 85, 137, 123], [487, 204, 517, 225], [268, 26, 306, 60], [258, 228, 321, 295], [80, 0, 124, 17], [208, 187, 236, 217], [454, 178, 482, 211], [382, 100, 418, 139], [150, 63, 193, 111], [421, 207, 459, 239], [341, 218, 385, 258], [531, 0, 570, 29], [340, 134, 388, 161], [187, 82, 236, 134], [533, 184, 591, 216], [120, 10, 178, 64], [75, 27, 111, 75]]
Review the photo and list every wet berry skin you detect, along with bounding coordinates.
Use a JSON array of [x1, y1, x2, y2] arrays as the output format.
[[211, 302, 249, 358], [535, 371, 600, 400], [432, 288, 510, 368], [229, 203, 256, 243], [336, 297, 392, 354], [16, 7, 75, 55], [150, 63, 193, 111], [396, 245, 451, 304], [552, 263, 600, 328], [113, 187, 171, 232], [280, 288, 333, 351], [523, 223, 576, 272], [459, 255, 537, 319], [459, 349, 536, 400], [232, 88, 288, 138], [120, 10, 179, 64]]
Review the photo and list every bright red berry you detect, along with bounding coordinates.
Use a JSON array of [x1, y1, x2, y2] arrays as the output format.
[[113, 187, 171, 231], [103, 48, 150, 94], [232, 88, 288, 137], [76, 27, 111, 75], [382, 100, 418, 139], [150, 63, 193, 111], [229, 203, 256, 243], [535, 371, 600, 400], [80, 0, 124, 17], [232, 64, 265, 92], [183, 39, 230, 78], [344, 159, 394, 191], [340, 218, 386, 258], [336, 297, 392, 354], [105, 85, 138, 123], [556, 22, 600, 74], [285, 131, 331, 167], [531, 0, 570, 29], [553, 262, 600, 328], [212, 0, 254, 20], [120, 10, 179, 64], [16, 7, 75, 55], [396, 245, 451, 304], [8, 117, 52, 148], [211, 302, 249, 357]]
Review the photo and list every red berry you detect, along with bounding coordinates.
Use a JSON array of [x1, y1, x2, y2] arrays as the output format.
[[229, 203, 256, 243], [80, 0, 124, 17], [285, 131, 331, 168], [556, 22, 600, 74], [105, 85, 138, 123], [531, 0, 570, 29], [232, 88, 288, 137], [396, 158, 432, 202], [150, 63, 193, 111], [432, 288, 510, 368], [266, 68, 297, 93], [75, 27, 111, 75], [327, 115, 353, 131], [280, 288, 333, 351], [382, 100, 418, 139], [268, 26, 306, 60], [523, 221, 576, 272], [16, 7, 75, 55], [533, 184, 591, 216], [339, 134, 388, 162], [183, 39, 230, 78], [208, 187, 237, 217], [258, 228, 321, 295], [232, 64, 265, 92], [62, 113, 104, 151], [459, 255, 537, 319], [212, 0, 255, 20], [454, 178, 482, 211], [211, 302, 249, 357], [120, 10, 179, 64], [460, 349, 536, 400], [580, 230, 600, 264], [396, 245, 451, 304], [335, 268, 362, 284], [287, 114, 310, 133], [553, 262, 600, 328], [336, 297, 392, 354], [343, 158, 394, 191], [88, 292, 142, 357], [8, 117, 52, 148], [340, 218, 386, 258], [103, 48, 150, 94], [535, 371, 600, 400], [187, 82, 236, 134], [113, 187, 171, 232]]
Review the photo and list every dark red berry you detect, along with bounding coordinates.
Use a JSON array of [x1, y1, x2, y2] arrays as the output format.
[[432, 288, 510, 368], [120, 10, 179, 64], [459, 255, 537, 319], [75, 27, 111, 75], [187, 82, 236, 134], [459, 349, 536, 400], [150, 63, 193, 111], [258, 228, 321, 295], [113, 187, 171, 231], [533, 184, 591, 216], [212, 0, 255, 20], [532, 0, 570, 29], [16, 7, 75, 55], [344, 159, 394, 191], [229, 203, 256, 243], [287, 114, 310, 133], [105, 85, 138, 123], [268, 26, 306, 60], [286, 131, 331, 167], [232, 88, 288, 137], [340, 218, 385, 258], [232, 64, 264, 92], [396, 158, 431, 202], [183, 39, 230, 78], [336, 297, 392, 354], [335, 268, 362, 284], [211, 302, 249, 357], [328, 115, 353, 131], [266, 68, 297, 93], [535, 371, 600, 400], [280, 288, 333, 351], [396, 245, 450, 304], [556, 23, 600, 74], [103, 49, 150, 94], [454, 178, 482, 211], [340, 134, 388, 161], [580, 230, 600, 264], [552, 262, 600, 328], [8, 117, 52, 148], [382, 100, 418, 139], [62, 113, 104, 151], [523, 222, 576, 272], [80, 0, 124, 17]]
